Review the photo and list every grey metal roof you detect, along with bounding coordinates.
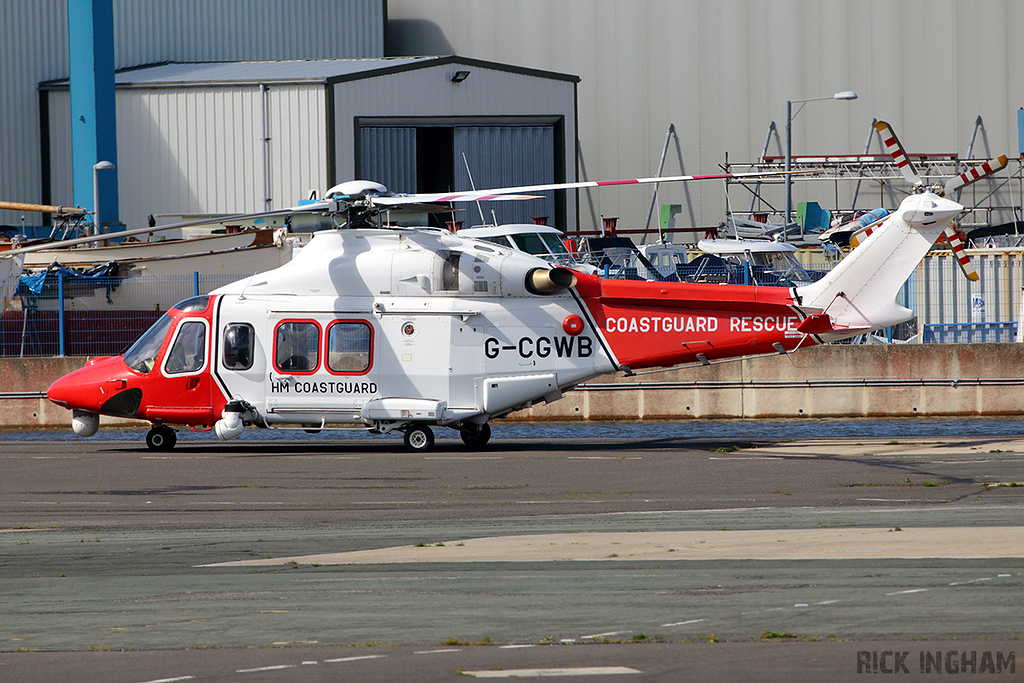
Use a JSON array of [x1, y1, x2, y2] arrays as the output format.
[[40, 56, 579, 89]]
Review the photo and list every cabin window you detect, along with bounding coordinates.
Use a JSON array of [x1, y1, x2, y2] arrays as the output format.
[[124, 313, 174, 374], [222, 323, 254, 371], [274, 321, 320, 373], [327, 321, 372, 374], [164, 320, 207, 375]]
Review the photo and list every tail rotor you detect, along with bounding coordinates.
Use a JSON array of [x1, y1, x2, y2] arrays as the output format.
[[874, 120, 1007, 281]]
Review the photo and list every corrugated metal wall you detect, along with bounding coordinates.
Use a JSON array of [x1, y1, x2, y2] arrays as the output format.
[[359, 127, 418, 194], [454, 126, 556, 226], [1, 0, 383, 225], [47, 84, 328, 228]]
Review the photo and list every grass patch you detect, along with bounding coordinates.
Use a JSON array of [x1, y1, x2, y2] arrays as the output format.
[[761, 631, 799, 639]]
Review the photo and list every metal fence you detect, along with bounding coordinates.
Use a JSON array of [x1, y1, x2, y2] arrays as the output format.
[[1, 253, 1022, 357], [1, 272, 249, 357]]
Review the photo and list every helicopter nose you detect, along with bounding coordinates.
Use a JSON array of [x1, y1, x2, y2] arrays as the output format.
[[46, 356, 127, 412]]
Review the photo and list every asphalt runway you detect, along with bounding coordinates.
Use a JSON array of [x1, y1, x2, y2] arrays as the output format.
[[2, 426, 1024, 682]]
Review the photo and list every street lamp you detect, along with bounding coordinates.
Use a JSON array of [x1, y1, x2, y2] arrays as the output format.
[[93, 160, 115, 236], [785, 91, 857, 234]]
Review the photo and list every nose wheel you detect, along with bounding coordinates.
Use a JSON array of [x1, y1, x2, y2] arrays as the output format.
[[146, 425, 177, 451], [403, 425, 435, 452]]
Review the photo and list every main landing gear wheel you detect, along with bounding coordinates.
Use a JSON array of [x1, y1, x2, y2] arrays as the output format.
[[146, 425, 177, 451], [460, 423, 491, 449], [403, 425, 435, 453]]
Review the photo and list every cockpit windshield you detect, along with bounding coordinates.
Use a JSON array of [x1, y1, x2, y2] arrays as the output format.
[[122, 296, 209, 374], [123, 313, 173, 374]]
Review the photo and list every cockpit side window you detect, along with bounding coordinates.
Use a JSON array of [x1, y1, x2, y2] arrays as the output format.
[[274, 320, 320, 373], [222, 323, 254, 371], [123, 313, 174, 374], [164, 320, 208, 375]]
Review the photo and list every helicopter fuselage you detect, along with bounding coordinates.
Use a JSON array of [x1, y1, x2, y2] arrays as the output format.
[[46, 226, 822, 451]]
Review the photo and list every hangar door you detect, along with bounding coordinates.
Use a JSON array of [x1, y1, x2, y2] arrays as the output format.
[[357, 122, 560, 228]]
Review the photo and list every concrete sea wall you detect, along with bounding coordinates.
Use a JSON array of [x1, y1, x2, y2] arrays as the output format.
[[3, 344, 1023, 429]]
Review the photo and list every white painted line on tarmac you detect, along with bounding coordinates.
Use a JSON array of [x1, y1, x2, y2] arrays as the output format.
[[133, 676, 195, 683], [662, 618, 706, 627], [857, 498, 917, 502], [425, 456, 503, 460], [237, 664, 295, 673], [414, 648, 461, 655], [708, 456, 777, 460], [569, 456, 642, 460], [885, 588, 929, 596], [949, 577, 993, 586], [581, 630, 629, 639], [324, 654, 386, 663], [463, 666, 643, 677], [499, 644, 537, 649]]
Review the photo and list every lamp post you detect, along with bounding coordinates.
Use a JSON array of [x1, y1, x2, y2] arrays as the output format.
[[93, 160, 114, 236], [784, 91, 857, 234]]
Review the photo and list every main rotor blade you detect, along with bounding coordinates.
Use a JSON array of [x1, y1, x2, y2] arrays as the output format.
[[1, 207, 313, 257], [372, 193, 543, 206], [944, 155, 1008, 196], [391, 169, 821, 203], [875, 120, 923, 186]]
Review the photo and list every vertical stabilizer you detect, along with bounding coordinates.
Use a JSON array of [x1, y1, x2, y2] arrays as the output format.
[[796, 192, 962, 339]]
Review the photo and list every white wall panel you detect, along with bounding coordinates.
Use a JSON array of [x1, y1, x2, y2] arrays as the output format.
[[46, 84, 328, 229]]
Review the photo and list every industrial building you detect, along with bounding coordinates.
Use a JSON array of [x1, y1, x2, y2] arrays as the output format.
[[40, 57, 578, 229]]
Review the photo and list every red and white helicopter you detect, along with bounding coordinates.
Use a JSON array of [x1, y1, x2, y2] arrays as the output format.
[[40, 130, 1001, 452]]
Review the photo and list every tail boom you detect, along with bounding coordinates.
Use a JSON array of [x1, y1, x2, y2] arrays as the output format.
[[574, 275, 811, 370]]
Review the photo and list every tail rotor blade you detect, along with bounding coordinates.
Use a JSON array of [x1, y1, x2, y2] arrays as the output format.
[[944, 155, 1008, 196], [875, 120, 923, 186], [944, 225, 979, 281], [849, 224, 877, 249]]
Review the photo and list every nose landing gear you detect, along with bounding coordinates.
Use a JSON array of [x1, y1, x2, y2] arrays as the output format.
[[146, 425, 177, 451]]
